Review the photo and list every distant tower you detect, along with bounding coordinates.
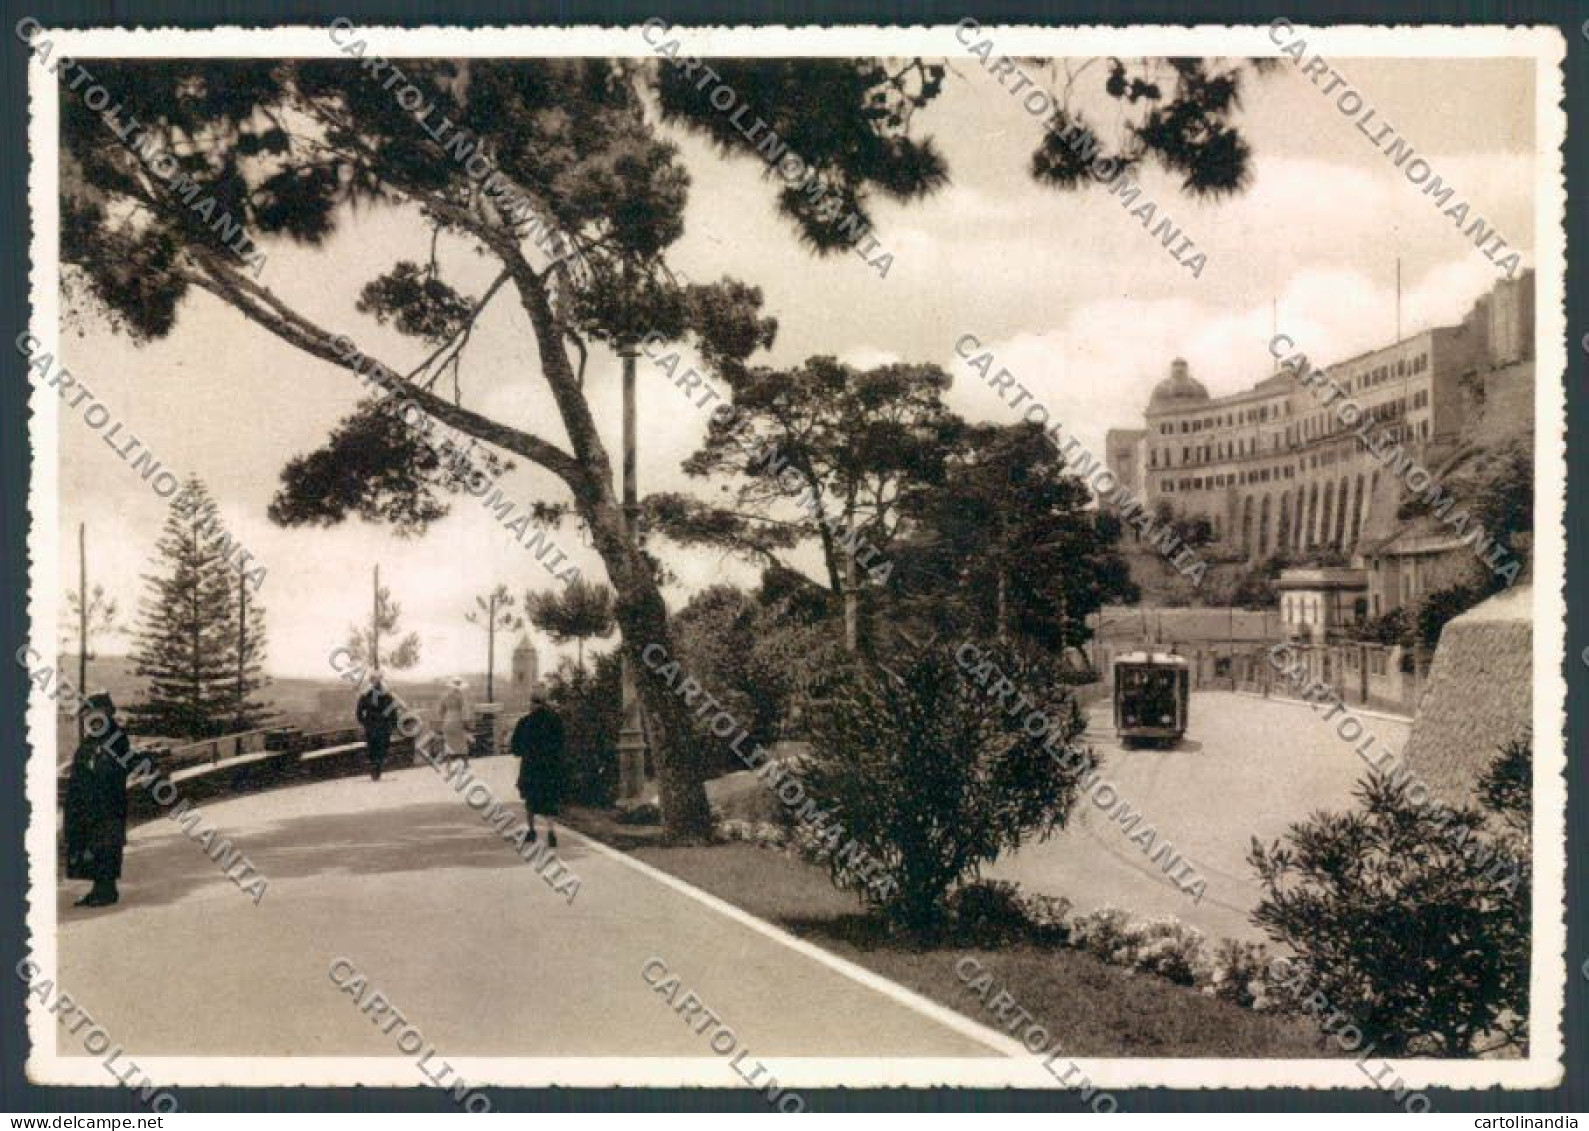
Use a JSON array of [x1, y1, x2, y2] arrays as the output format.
[[511, 633, 540, 701]]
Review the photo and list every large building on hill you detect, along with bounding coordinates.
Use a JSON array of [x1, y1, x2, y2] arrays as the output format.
[[1104, 271, 1534, 567]]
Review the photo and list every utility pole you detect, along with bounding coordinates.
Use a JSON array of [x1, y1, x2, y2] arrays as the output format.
[[616, 340, 650, 804], [1395, 258, 1402, 345], [236, 578, 246, 730], [485, 590, 497, 703], [77, 523, 87, 740], [372, 563, 380, 672]]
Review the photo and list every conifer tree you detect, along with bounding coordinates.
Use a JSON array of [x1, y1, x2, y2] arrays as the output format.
[[128, 477, 260, 738]]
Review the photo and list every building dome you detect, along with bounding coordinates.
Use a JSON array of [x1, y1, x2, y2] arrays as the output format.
[[1149, 358, 1209, 409]]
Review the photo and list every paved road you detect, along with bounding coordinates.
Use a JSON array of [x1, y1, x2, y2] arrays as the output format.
[[985, 691, 1411, 942], [56, 756, 1005, 1061]]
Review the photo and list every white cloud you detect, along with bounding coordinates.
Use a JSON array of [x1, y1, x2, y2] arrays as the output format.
[[53, 57, 1537, 681]]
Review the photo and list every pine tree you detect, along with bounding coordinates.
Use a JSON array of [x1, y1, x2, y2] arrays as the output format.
[[528, 579, 616, 674], [128, 477, 254, 738]]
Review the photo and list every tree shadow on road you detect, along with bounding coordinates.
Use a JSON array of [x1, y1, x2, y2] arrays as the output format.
[[58, 797, 591, 917]]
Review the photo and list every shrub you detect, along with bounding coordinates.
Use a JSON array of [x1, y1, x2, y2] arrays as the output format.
[[1479, 732, 1531, 837], [542, 652, 620, 806], [1416, 583, 1479, 651], [1069, 910, 1206, 983], [719, 818, 787, 849], [614, 799, 662, 826], [802, 639, 1097, 938], [1197, 939, 1274, 1009], [1352, 607, 1412, 647], [1121, 917, 1206, 985], [1014, 891, 1075, 944], [946, 881, 1033, 947], [1068, 907, 1135, 964], [1249, 738, 1532, 1055], [670, 587, 843, 770]]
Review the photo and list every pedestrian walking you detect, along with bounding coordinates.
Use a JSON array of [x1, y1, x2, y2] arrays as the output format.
[[357, 670, 397, 781], [64, 691, 131, 908], [510, 692, 565, 848], [439, 676, 473, 770]]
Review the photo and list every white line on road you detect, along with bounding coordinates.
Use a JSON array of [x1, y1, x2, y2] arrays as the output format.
[[564, 826, 1031, 1059]]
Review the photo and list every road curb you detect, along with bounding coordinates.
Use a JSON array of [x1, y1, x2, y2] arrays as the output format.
[[565, 826, 1033, 1060]]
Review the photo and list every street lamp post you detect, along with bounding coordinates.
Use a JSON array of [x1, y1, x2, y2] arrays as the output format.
[[615, 339, 651, 804]]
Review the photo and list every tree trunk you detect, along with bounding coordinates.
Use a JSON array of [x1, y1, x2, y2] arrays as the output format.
[[581, 493, 713, 840], [510, 261, 713, 841], [843, 551, 858, 653], [995, 563, 1008, 643], [184, 237, 716, 838]]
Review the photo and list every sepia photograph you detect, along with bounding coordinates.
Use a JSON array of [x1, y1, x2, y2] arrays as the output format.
[[6, 13, 1576, 1117]]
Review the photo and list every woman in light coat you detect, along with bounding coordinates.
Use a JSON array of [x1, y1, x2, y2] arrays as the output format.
[[439, 677, 473, 768]]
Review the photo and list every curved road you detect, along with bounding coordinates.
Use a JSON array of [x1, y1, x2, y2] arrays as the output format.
[[55, 755, 1009, 1068], [986, 691, 1410, 942]]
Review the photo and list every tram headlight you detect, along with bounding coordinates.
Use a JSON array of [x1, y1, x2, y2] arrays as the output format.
[[1159, 714, 1171, 724]]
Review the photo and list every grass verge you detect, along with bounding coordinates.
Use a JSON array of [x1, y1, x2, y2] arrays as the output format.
[[566, 808, 1338, 1059]]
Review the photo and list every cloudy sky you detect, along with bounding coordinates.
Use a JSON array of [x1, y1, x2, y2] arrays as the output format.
[[54, 52, 1535, 678]]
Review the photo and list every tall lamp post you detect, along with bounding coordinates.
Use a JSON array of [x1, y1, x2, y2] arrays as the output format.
[[615, 339, 651, 804]]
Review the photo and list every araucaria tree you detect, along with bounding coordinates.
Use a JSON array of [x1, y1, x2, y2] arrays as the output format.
[[528, 578, 616, 674], [51, 40, 1265, 837], [129, 477, 269, 738]]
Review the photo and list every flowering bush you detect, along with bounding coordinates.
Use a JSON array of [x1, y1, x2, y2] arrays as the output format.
[[716, 818, 788, 849], [1197, 939, 1273, 1007], [1121, 917, 1206, 985], [1067, 909, 1207, 984], [1014, 891, 1075, 944], [1068, 907, 1135, 964]]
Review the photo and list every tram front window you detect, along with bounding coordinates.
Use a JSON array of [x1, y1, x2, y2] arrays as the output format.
[[1122, 669, 1178, 726]]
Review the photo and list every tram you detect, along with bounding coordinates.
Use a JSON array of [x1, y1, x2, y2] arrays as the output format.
[[1112, 651, 1190, 748]]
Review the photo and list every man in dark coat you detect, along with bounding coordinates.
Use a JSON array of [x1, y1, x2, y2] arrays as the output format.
[[356, 671, 397, 781], [511, 693, 566, 848], [64, 692, 131, 908]]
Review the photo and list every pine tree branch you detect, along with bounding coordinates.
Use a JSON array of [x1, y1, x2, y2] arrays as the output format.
[[180, 249, 583, 486]]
